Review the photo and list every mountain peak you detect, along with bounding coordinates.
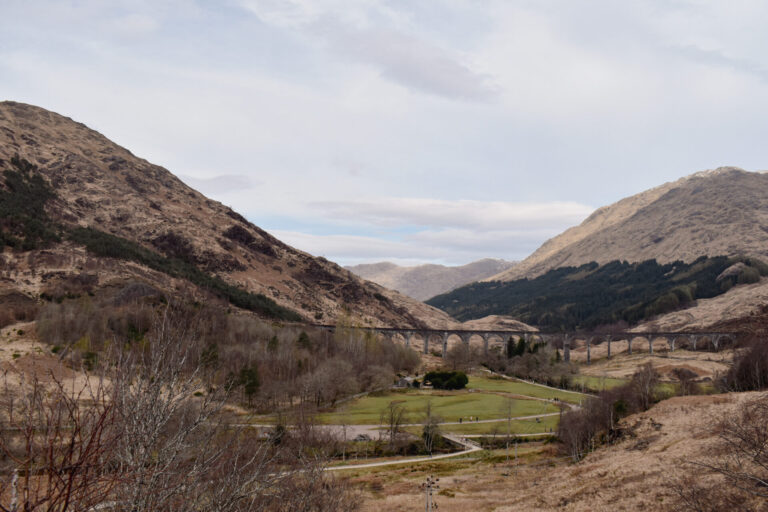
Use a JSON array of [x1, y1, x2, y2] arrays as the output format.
[[491, 167, 768, 281]]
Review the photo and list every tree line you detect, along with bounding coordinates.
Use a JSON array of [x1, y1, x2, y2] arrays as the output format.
[[36, 295, 420, 414]]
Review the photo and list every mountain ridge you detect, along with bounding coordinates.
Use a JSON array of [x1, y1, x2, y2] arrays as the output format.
[[347, 258, 516, 301], [490, 167, 768, 281]]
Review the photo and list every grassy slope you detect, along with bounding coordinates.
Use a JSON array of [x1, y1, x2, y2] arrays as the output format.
[[467, 376, 584, 403]]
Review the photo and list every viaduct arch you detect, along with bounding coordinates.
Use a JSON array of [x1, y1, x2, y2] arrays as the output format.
[[311, 325, 739, 362]]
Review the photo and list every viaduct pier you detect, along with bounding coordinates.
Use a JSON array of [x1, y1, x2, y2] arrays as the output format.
[[311, 325, 739, 363]]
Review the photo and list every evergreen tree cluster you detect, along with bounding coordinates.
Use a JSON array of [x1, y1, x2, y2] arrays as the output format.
[[0, 155, 60, 250], [428, 257, 768, 330], [0, 155, 300, 322], [423, 370, 468, 390]]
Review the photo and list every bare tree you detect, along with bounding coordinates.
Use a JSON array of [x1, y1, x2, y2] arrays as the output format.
[[1, 305, 360, 512], [631, 362, 659, 411], [380, 400, 407, 451], [108, 306, 343, 512], [672, 367, 699, 396], [696, 396, 768, 498], [502, 397, 517, 463], [422, 400, 441, 456], [0, 368, 117, 512]]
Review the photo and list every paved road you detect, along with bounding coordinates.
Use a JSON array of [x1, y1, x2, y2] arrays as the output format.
[[325, 434, 482, 472]]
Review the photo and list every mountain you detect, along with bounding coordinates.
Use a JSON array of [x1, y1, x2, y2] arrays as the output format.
[[0, 101, 455, 328], [346, 259, 516, 301], [491, 167, 768, 281], [427, 255, 767, 329], [429, 168, 768, 329]]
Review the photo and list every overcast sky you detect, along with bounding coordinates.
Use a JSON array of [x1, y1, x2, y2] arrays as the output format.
[[3, 1, 768, 266]]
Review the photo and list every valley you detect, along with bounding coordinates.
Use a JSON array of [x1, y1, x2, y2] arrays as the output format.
[[1, 101, 767, 512]]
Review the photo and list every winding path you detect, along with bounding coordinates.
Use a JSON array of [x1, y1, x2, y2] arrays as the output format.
[[325, 434, 482, 472]]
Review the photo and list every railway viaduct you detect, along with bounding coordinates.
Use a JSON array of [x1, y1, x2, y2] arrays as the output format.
[[311, 325, 739, 363]]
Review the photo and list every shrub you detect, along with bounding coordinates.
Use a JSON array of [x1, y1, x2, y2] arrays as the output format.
[[719, 337, 768, 391], [297, 331, 311, 350], [737, 266, 761, 285], [558, 363, 660, 460], [424, 370, 468, 390]]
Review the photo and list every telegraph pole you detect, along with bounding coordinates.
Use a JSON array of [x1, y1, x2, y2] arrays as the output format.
[[421, 475, 439, 511]]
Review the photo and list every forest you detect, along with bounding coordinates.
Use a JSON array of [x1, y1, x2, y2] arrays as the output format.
[[427, 256, 768, 330]]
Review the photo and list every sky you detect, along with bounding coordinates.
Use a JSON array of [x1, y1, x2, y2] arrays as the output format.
[[3, 1, 768, 266]]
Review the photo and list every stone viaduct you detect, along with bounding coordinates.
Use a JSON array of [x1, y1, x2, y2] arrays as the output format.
[[312, 325, 739, 363]]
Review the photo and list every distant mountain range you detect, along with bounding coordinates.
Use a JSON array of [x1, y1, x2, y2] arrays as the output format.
[[0, 102, 455, 328], [346, 259, 516, 301]]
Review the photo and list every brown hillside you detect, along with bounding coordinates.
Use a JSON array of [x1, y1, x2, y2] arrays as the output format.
[[358, 391, 768, 511], [0, 101, 456, 328], [492, 167, 768, 281]]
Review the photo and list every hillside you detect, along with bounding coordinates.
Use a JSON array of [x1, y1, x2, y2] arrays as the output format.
[[357, 391, 768, 511], [346, 258, 515, 301], [427, 256, 768, 329], [0, 101, 456, 328], [491, 167, 768, 281]]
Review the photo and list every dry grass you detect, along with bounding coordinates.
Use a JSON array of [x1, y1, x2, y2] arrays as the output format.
[[351, 391, 765, 511], [576, 348, 731, 381]]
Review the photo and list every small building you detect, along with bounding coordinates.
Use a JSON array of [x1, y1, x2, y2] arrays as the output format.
[[395, 376, 414, 388]]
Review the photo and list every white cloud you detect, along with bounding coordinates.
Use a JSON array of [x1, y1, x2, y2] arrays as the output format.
[[4, 0, 768, 268], [271, 225, 564, 266], [239, 0, 496, 100], [308, 198, 594, 230], [269, 198, 592, 265], [327, 26, 497, 101]]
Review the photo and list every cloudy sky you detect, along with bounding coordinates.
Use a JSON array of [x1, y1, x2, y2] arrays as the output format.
[[3, 1, 768, 266]]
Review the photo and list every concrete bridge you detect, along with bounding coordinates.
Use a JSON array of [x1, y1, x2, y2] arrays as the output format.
[[311, 325, 740, 363]]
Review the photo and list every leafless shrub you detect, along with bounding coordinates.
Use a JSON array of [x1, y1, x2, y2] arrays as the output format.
[[720, 337, 768, 391], [0, 368, 118, 511], [668, 474, 748, 512], [558, 363, 659, 461], [380, 401, 407, 451], [669, 394, 768, 511], [2, 305, 359, 511], [672, 368, 700, 396]]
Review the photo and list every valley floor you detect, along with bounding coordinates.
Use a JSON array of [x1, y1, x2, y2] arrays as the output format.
[[346, 391, 764, 511]]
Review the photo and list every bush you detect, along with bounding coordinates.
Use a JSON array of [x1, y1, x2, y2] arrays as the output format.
[[558, 363, 660, 460], [737, 266, 761, 285], [719, 337, 768, 391], [424, 371, 468, 390]]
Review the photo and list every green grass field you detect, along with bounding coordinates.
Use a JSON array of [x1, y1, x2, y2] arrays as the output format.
[[466, 375, 585, 404], [433, 414, 559, 435], [571, 375, 628, 391], [315, 389, 560, 425], [571, 375, 703, 397]]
